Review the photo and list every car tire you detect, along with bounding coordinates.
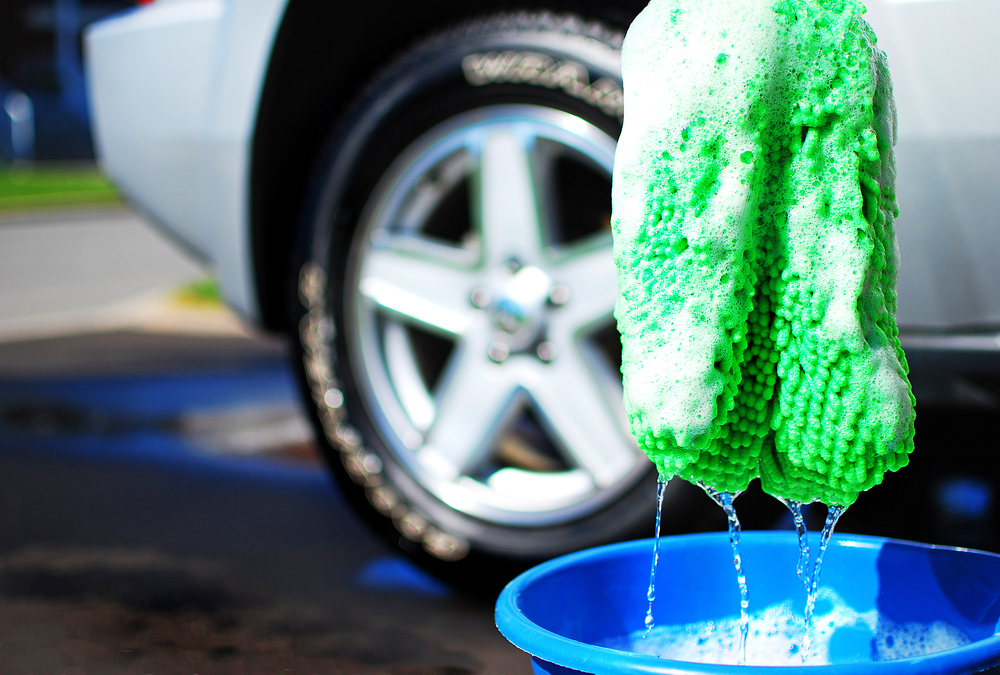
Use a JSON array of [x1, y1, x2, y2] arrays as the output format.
[[292, 11, 700, 592]]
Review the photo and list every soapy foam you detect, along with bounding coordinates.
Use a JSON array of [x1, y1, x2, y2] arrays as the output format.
[[612, 0, 915, 505], [604, 588, 971, 666]]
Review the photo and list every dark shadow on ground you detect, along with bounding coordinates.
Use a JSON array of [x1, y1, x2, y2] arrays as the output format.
[[0, 331, 530, 674]]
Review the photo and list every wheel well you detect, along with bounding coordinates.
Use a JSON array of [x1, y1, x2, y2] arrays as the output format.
[[249, 0, 645, 332]]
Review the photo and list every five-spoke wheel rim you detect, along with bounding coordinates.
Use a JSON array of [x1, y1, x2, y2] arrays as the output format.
[[345, 105, 648, 526]]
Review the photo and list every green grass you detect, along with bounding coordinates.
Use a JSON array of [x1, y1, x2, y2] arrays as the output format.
[[173, 278, 224, 307], [0, 164, 121, 212]]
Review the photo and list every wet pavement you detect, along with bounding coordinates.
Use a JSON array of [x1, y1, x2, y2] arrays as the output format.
[[0, 207, 205, 342], [0, 331, 532, 674]]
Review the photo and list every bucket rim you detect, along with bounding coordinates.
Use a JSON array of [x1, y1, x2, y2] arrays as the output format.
[[495, 531, 1000, 675]]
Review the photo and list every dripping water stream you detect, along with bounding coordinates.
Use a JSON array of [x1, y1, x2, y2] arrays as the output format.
[[644, 477, 669, 636], [801, 504, 846, 658], [778, 498, 810, 593], [775, 499, 847, 660], [638, 483, 850, 665], [700, 484, 749, 665]]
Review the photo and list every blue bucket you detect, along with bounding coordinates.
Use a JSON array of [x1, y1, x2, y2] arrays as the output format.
[[496, 532, 1000, 674]]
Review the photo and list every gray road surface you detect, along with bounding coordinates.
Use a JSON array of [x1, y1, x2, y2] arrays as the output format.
[[0, 207, 205, 340]]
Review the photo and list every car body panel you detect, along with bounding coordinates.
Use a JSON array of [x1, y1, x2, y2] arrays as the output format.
[[865, 0, 1000, 330], [86, 0, 287, 319], [86, 0, 224, 259]]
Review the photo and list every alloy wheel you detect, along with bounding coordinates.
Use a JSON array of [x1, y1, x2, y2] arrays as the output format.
[[345, 104, 647, 527]]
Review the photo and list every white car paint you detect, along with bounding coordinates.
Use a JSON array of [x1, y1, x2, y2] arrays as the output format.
[[865, 0, 1000, 329], [86, 0, 287, 320]]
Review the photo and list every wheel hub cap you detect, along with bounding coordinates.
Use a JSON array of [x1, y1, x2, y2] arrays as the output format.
[[488, 263, 551, 351]]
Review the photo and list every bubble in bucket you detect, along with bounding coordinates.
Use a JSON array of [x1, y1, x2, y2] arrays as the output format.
[[603, 588, 971, 666]]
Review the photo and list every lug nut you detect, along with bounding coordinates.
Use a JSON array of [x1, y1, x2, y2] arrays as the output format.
[[470, 287, 491, 308], [488, 341, 510, 363], [536, 341, 557, 362], [548, 284, 570, 306], [324, 388, 344, 408]]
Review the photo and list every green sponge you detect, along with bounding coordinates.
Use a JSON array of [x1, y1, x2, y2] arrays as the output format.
[[612, 0, 914, 505]]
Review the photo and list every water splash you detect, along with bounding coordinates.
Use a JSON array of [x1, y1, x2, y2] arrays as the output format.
[[644, 477, 669, 636], [802, 504, 846, 659], [700, 484, 748, 664]]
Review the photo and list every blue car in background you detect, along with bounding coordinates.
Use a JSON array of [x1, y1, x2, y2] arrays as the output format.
[[83, 0, 1000, 587]]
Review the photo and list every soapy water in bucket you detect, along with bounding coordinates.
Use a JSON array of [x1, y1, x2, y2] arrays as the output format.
[[638, 482, 971, 666], [604, 588, 972, 665]]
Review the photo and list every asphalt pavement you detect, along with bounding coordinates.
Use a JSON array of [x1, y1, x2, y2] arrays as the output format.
[[0, 207, 208, 342], [0, 207, 532, 674]]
